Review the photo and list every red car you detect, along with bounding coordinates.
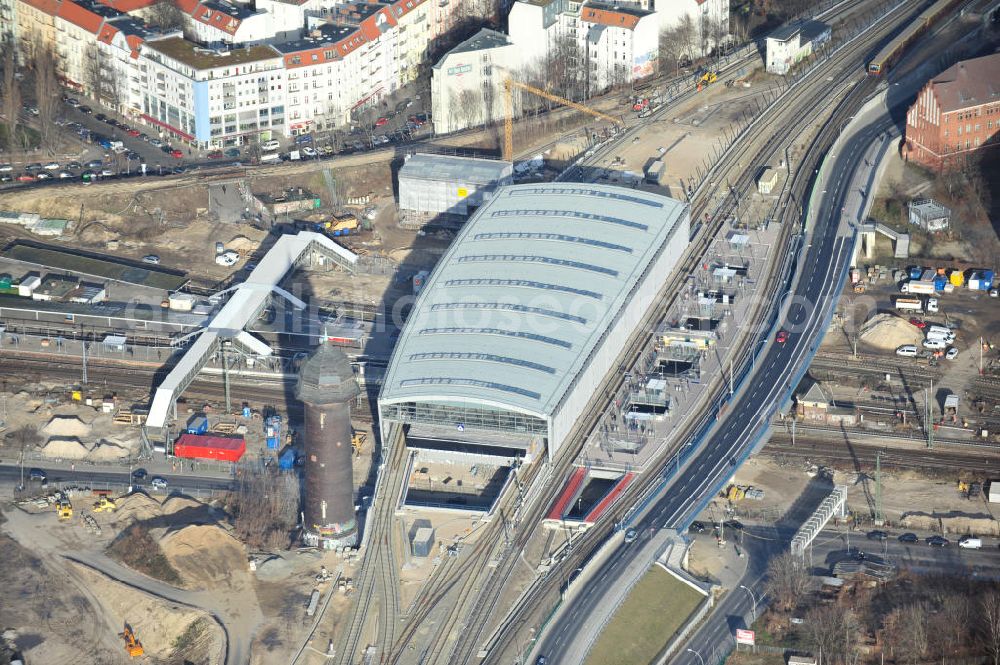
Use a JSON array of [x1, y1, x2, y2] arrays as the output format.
[[169, 149, 183, 158], [127, 128, 141, 137], [909, 317, 926, 329], [16, 174, 35, 182], [374, 117, 388, 127], [207, 150, 224, 159], [775, 330, 789, 344]]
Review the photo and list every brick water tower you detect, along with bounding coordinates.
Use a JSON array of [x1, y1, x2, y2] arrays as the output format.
[[296, 343, 360, 548]]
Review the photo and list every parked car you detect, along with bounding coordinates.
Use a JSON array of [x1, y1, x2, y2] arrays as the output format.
[[898, 532, 919, 543], [224, 147, 241, 158], [301, 146, 317, 157], [946, 347, 959, 360], [0, 174, 12, 182], [142, 255, 160, 265], [86, 159, 104, 168], [689, 521, 706, 533], [78, 105, 92, 114], [207, 150, 224, 159], [24, 163, 43, 172], [67, 161, 82, 170], [95, 113, 107, 122], [132, 468, 148, 480], [374, 116, 389, 127], [28, 468, 47, 482], [16, 174, 35, 182], [261, 139, 280, 151], [43, 161, 60, 170], [150, 477, 168, 489], [127, 128, 141, 137], [149, 138, 164, 148], [65, 97, 81, 107], [57, 171, 74, 179], [926, 535, 950, 547], [295, 134, 313, 144], [35, 172, 52, 180], [0, 163, 11, 172], [215, 250, 240, 267], [866, 530, 889, 541]]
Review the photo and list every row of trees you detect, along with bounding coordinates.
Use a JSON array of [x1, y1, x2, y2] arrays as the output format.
[[765, 551, 1000, 664]]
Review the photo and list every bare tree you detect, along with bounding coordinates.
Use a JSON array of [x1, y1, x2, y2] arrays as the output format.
[[659, 26, 686, 78], [547, 33, 586, 100], [672, 15, 697, 65], [981, 592, 1000, 665], [803, 604, 861, 665], [764, 551, 810, 611], [147, 0, 188, 31], [33, 45, 60, 151], [884, 603, 928, 665], [1, 44, 21, 153], [936, 593, 972, 658], [229, 461, 300, 550], [85, 44, 123, 114]]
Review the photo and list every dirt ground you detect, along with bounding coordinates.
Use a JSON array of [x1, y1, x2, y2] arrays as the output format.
[[726, 455, 1000, 536]]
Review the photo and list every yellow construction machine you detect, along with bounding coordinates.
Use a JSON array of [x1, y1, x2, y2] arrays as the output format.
[[696, 71, 718, 91], [93, 496, 117, 513], [56, 498, 73, 520], [120, 622, 144, 658], [351, 430, 367, 456]]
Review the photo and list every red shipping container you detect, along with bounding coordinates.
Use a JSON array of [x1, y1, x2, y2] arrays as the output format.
[[173, 433, 246, 463]]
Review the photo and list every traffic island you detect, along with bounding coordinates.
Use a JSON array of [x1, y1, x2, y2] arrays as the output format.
[[583, 565, 705, 665]]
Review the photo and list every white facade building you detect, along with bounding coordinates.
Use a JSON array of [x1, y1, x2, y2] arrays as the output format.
[[508, 0, 657, 94], [430, 28, 520, 135], [140, 37, 286, 147], [765, 19, 830, 74], [177, 0, 273, 47]]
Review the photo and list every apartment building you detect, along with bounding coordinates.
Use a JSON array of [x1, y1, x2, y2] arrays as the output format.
[[1, 0, 18, 43], [904, 52, 1000, 170], [430, 28, 519, 135], [509, 0, 657, 93], [175, 0, 273, 46], [140, 37, 286, 147]]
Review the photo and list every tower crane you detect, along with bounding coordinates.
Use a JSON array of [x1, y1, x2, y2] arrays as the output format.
[[502, 78, 624, 162]]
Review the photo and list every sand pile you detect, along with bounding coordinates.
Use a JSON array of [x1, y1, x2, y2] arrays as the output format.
[[858, 313, 923, 351], [160, 525, 246, 589], [42, 415, 91, 438], [900, 513, 1000, 536], [114, 493, 164, 524], [88, 439, 131, 461], [40, 437, 91, 459], [68, 562, 223, 664]]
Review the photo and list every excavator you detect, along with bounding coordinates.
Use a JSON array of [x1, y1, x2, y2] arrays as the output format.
[[696, 71, 718, 92], [119, 622, 144, 658], [93, 496, 117, 513], [56, 497, 73, 520]]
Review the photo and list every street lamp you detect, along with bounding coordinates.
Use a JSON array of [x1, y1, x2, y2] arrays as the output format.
[[739, 584, 759, 622], [686, 647, 706, 665]]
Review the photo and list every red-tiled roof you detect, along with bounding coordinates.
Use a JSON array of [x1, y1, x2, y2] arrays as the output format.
[[57, 0, 105, 33], [97, 22, 118, 43], [580, 5, 641, 29], [94, 0, 159, 11], [20, 0, 61, 17], [193, 7, 241, 34], [930, 52, 1000, 113]]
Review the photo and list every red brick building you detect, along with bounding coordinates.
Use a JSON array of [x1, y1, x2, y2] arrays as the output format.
[[904, 52, 1000, 171]]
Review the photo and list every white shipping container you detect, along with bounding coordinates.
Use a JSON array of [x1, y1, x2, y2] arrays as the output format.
[[18, 275, 41, 296], [907, 280, 937, 294]]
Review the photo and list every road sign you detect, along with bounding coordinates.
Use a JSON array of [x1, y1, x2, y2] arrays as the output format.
[[735, 629, 755, 646]]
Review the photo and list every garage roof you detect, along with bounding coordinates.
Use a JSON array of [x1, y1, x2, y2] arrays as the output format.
[[380, 183, 687, 419]]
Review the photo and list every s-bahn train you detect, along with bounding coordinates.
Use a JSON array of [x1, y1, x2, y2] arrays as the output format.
[[867, 0, 964, 76]]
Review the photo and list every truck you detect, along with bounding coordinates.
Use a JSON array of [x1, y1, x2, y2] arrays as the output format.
[[902, 280, 936, 295], [645, 160, 666, 185], [893, 297, 923, 312]]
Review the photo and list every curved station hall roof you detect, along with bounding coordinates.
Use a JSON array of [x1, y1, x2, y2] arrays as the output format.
[[379, 183, 688, 420]]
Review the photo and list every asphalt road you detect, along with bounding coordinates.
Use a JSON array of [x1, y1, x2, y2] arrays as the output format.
[[534, 90, 894, 665], [0, 464, 233, 495]]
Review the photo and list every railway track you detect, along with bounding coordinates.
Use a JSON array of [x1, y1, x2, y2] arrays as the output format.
[[810, 352, 941, 381], [766, 437, 1000, 473], [474, 1, 934, 661]]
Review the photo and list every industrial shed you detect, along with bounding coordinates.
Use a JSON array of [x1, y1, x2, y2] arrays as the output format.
[[397, 153, 513, 229], [379, 183, 690, 460]]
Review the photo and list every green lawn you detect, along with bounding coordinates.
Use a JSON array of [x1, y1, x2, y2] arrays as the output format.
[[584, 566, 705, 665]]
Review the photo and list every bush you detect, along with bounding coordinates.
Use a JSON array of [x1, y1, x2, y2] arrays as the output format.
[[107, 523, 182, 585]]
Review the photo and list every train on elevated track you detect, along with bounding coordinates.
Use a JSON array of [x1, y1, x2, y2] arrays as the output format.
[[867, 0, 965, 76]]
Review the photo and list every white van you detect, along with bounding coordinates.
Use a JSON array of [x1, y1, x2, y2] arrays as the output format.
[[261, 139, 280, 151], [959, 536, 982, 550], [927, 298, 939, 313], [260, 152, 280, 163], [927, 325, 953, 336], [896, 345, 918, 357], [923, 338, 948, 350]]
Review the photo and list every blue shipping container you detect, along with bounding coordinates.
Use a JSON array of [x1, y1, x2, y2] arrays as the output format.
[[242, 406, 252, 418], [934, 275, 947, 290], [266, 436, 280, 450], [909, 266, 923, 280], [279, 448, 296, 469], [186, 415, 208, 435], [984, 270, 995, 288]]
